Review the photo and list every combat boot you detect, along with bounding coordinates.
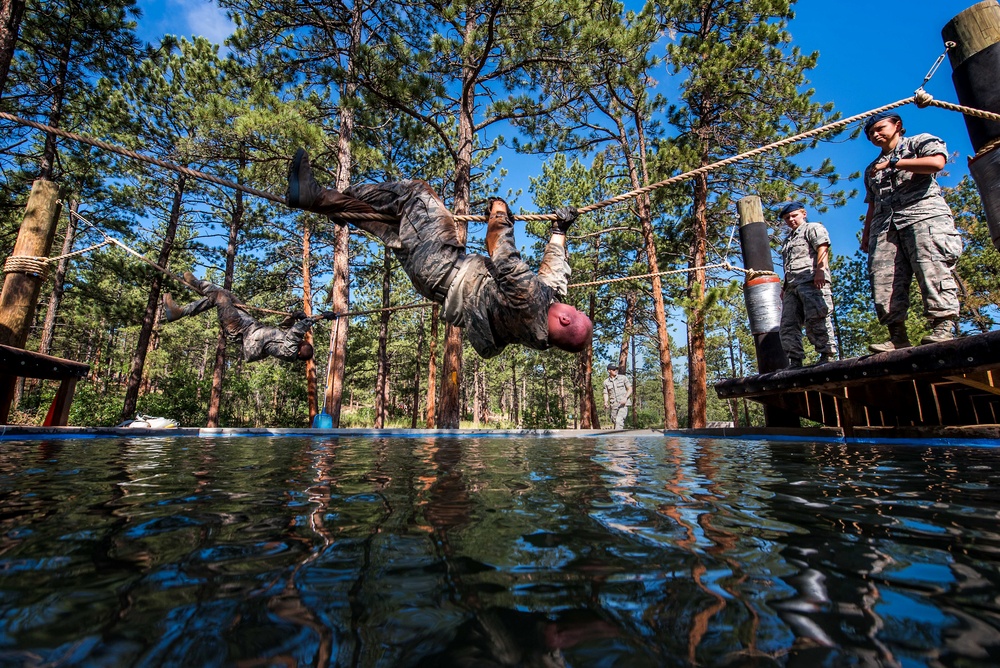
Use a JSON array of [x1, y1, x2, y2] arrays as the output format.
[[920, 318, 955, 345], [287, 148, 326, 211], [817, 353, 836, 365], [788, 357, 803, 369], [162, 293, 181, 323], [287, 148, 360, 215], [869, 323, 911, 353]]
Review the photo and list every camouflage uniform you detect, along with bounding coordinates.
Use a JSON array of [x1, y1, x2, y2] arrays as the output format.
[[602, 373, 632, 429], [864, 133, 963, 325], [779, 221, 837, 361], [343, 181, 572, 359], [177, 280, 317, 362]]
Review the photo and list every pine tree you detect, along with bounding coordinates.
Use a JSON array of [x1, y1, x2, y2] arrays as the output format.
[[657, 0, 847, 427]]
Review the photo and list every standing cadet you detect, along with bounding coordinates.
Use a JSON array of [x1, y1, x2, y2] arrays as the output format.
[[778, 202, 838, 367], [861, 111, 963, 352], [602, 364, 633, 429]]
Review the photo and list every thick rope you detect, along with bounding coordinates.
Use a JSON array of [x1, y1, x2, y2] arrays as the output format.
[[568, 261, 773, 289], [0, 111, 285, 207], [2, 255, 48, 278], [0, 98, 917, 226]]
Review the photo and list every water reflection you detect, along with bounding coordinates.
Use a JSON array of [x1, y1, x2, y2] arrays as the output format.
[[0, 436, 999, 666]]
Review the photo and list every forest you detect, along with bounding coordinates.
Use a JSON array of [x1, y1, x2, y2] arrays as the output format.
[[1, 0, 998, 430]]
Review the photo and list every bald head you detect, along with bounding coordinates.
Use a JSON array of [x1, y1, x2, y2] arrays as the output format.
[[547, 302, 592, 353]]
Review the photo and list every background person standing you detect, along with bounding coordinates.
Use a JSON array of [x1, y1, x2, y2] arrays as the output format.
[[602, 364, 633, 429], [861, 111, 963, 352], [778, 202, 838, 368]]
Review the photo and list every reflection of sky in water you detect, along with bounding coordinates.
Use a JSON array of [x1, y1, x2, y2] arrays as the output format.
[[0, 435, 999, 665]]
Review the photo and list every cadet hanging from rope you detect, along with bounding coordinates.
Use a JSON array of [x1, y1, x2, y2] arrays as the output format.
[[163, 272, 335, 363], [285, 149, 593, 359]]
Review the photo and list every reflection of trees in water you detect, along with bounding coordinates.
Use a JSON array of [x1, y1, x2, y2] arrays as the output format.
[[763, 442, 1000, 665]]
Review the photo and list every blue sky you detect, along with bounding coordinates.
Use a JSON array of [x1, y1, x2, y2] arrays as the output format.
[[133, 0, 981, 262]]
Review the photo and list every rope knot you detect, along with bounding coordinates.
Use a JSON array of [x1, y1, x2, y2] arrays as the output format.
[[914, 89, 934, 108]]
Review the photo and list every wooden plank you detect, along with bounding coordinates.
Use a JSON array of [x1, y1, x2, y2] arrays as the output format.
[[945, 371, 1000, 397], [715, 330, 1000, 399], [0, 343, 89, 380]]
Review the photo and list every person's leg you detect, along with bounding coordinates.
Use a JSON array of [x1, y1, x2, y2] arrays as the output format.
[[779, 286, 806, 366], [903, 216, 962, 342], [614, 406, 628, 430], [800, 282, 837, 357], [162, 294, 212, 322], [868, 227, 912, 352], [347, 180, 465, 302], [869, 226, 912, 326]]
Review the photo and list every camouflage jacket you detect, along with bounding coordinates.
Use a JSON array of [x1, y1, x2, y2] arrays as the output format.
[[445, 242, 571, 359], [221, 306, 316, 363], [781, 221, 831, 285], [864, 133, 953, 235]]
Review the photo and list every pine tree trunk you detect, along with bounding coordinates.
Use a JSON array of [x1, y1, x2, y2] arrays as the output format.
[[620, 116, 677, 427], [121, 175, 186, 421], [38, 200, 78, 356], [687, 171, 709, 429], [410, 309, 424, 429], [375, 250, 391, 428], [38, 40, 70, 181], [0, 0, 25, 99], [425, 305, 438, 428], [511, 358, 518, 426], [325, 1, 362, 426], [438, 14, 478, 430], [302, 218, 318, 421]]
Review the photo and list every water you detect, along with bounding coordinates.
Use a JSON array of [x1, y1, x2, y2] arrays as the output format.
[[0, 435, 999, 667]]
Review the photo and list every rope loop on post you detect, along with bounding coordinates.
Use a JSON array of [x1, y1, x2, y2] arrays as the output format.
[[2, 255, 49, 279]]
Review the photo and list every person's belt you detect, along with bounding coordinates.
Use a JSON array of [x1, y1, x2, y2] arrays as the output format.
[[432, 255, 466, 302]]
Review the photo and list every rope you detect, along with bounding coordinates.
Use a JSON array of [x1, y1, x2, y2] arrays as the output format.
[[0, 98, 918, 226], [0, 111, 286, 206], [2, 255, 48, 278], [567, 261, 772, 289]]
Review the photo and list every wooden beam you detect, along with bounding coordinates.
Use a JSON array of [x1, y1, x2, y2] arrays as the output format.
[[0, 343, 89, 380]]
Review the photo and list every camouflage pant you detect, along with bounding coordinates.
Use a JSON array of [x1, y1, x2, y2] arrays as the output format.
[[867, 215, 962, 325], [609, 405, 629, 430], [780, 279, 837, 360], [344, 180, 464, 302]]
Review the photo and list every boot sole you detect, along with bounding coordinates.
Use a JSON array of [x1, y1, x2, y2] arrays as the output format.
[[288, 148, 305, 207]]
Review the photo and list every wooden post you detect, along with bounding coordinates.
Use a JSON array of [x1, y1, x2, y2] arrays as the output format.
[[944, 2, 1000, 250], [0, 179, 62, 349], [736, 196, 798, 428]]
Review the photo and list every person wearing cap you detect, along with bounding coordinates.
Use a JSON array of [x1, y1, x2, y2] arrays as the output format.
[[286, 149, 593, 359], [778, 202, 838, 367], [861, 111, 963, 352], [602, 363, 633, 429]]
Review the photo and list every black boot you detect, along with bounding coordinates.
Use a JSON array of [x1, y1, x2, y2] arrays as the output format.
[[287, 148, 323, 210]]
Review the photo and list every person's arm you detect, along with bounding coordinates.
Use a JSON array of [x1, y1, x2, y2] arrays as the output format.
[[625, 377, 633, 404], [861, 202, 874, 253], [813, 243, 830, 289], [602, 380, 609, 410], [873, 153, 946, 175]]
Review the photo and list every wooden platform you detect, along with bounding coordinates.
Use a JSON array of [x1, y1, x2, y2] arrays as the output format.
[[715, 330, 1000, 438], [1, 344, 90, 426]]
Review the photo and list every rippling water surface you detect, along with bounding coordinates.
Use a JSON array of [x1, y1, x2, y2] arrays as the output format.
[[1, 435, 999, 666]]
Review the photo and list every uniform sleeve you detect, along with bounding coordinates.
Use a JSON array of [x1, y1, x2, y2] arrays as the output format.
[[804, 223, 831, 249], [536, 243, 571, 297], [911, 133, 948, 159]]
